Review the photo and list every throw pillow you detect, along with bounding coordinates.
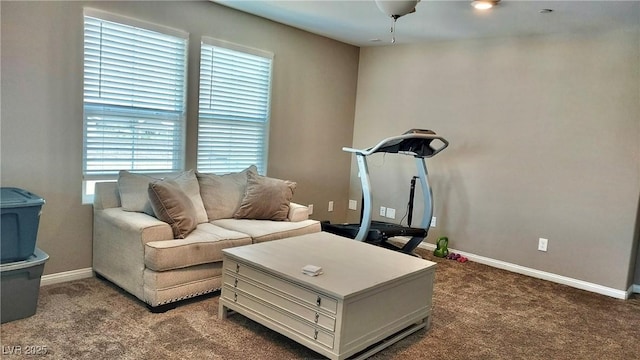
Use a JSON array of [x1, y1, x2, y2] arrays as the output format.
[[168, 170, 208, 224], [147, 180, 198, 239], [118, 170, 157, 215], [233, 172, 297, 221], [196, 165, 258, 220], [117, 170, 207, 223]]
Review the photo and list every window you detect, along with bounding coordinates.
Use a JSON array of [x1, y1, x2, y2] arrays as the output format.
[[82, 9, 188, 202], [197, 38, 273, 175]]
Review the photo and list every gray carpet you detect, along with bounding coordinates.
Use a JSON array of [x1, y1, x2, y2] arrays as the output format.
[[2, 247, 639, 359]]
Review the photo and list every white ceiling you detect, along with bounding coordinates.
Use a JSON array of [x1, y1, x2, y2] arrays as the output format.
[[212, 0, 640, 47]]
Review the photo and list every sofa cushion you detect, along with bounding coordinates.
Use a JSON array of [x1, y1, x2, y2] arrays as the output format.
[[117, 170, 208, 223], [196, 165, 257, 221], [148, 180, 198, 239], [233, 172, 297, 221], [118, 171, 157, 215], [212, 218, 321, 243], [144, 223, 252, 271]]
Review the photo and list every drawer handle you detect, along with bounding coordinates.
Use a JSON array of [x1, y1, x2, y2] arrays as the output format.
[[233, 293, 237, 302], [234, 278, 238, 287], [236, 264, 240, 273], [314, 329, 318, 340], [314, 313, 319, 323], [316, 296, 321, 307]]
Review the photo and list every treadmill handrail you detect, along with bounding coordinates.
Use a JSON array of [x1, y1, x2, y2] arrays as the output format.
[[343, 132, 449, 158]]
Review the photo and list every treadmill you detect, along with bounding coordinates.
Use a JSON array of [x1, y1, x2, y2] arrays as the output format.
[[322, 129, 449, 255]]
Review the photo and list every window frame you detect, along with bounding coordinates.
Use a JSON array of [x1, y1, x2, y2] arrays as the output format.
[[81, 8, 189, 203], [196, 37, 274, 175]]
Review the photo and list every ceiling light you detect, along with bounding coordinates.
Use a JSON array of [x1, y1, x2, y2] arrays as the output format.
[[471, 0, 500, 10], [375, 0, 420, 20], [374, 0, 420, 44]]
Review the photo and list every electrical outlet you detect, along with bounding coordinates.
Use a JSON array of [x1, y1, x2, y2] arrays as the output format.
[[431, 216, 437, 227], [386, 208, 396, 219], [380, 206, 386, 216], [348, 199, 357, 210], [308, 204, 313, 215], [538, 238, 548, 252], [328, 201, 334, 212]]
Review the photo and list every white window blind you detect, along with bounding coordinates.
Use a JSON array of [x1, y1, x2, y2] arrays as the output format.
[[82, 9, 188, 180], [197, 38, 273, 175]]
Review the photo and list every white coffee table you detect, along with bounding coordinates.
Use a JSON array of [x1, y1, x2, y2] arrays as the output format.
[[219, 232, 436, 360]]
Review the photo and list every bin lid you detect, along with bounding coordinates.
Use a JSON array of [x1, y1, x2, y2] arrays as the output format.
[[0, 187, 45, 208], [0, 248, 49, 272]]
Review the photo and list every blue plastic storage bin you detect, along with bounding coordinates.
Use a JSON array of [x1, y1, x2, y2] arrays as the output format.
[[1, 187, 45, 263], [0, 248, 49, 323]]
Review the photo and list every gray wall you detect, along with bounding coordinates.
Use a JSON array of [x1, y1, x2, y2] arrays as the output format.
[[1, 1, 359, 275], [349, 30, 640, 291]]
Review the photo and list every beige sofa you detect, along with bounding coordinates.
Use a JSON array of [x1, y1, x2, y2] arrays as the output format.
[[92, 166, 321, 310]]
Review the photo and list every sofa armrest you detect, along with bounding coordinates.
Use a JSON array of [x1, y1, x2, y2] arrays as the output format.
[[95, 208, 173, 244], [93, 207, 174, 301], [288, 202, 310, 222]]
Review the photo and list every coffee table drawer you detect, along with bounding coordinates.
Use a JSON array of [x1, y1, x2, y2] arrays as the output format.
[[225, 259, 338, 314], [222, 285, 335, 349], [224, 272, 336, 332]]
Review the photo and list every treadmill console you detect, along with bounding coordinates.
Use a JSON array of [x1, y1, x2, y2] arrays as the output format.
[[374, 129, 441, 158]]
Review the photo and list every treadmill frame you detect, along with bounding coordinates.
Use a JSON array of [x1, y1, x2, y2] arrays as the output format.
[[342, 131, 448, 253]]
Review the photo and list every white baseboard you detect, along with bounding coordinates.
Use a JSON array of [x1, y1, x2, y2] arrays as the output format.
[[632, 284, 640, 294], [396, 238, 631, 300], [41, 268, 94, 287]]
